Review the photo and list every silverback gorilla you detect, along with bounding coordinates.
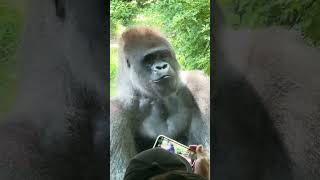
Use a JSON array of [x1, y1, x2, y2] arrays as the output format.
[[110, 27, 210, 179], [213, 4, 320, 180], [0, 0, 107, 179]]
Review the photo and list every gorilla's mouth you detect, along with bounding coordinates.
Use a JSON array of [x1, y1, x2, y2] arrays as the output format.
[[153, 75, 171, 83]]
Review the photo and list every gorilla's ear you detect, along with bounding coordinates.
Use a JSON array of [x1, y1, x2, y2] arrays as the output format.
[[126, 59, 131, 68], [54, 0, 66, 20]]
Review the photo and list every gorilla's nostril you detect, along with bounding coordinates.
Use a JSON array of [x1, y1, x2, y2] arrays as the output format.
[[154, 62, 169, 71]]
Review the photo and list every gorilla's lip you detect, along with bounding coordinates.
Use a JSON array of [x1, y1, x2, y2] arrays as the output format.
[[153, 75, 171, 83]]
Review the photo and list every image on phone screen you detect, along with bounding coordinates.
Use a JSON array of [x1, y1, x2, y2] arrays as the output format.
[[153, 135, 197, 165]]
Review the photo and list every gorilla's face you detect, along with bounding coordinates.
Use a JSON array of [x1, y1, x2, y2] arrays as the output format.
[[126, 46, 180, 97]]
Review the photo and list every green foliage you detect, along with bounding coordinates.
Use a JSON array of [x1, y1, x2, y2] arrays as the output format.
[[111, 0, 140, 37], [218, 0, 320, 46], [0, 1, 22, 113]]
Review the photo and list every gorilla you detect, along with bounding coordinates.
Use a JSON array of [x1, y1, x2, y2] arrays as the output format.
[[213, 4, 320, 180], [110, 27, 210, 179], [0, 0, 108, 179]]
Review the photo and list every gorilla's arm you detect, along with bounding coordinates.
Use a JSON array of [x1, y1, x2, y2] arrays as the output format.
[[181, 70, 210, 121], [110, 98, 137, 179], [181, 70, 210, 149]]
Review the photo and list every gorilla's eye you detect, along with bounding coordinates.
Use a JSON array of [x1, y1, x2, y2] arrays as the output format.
[[144, 54, 156, 62], [143, 59, 153, 67], [142, 54, 155, 67], [126, 59, 131, 68]]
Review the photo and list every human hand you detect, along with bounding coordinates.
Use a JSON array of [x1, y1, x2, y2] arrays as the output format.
[[189, 145, 210, 178]]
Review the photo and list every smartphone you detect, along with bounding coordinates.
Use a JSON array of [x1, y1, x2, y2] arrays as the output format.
[[153, 135, 197, 166]]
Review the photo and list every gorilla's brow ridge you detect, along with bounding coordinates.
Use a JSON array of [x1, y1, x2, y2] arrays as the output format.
[[143, 46, 170, 57]]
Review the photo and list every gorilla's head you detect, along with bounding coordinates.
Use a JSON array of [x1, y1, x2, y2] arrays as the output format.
[[117, 27, 180, 98]]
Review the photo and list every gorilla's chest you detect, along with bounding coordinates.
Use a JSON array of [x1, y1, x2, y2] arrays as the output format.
[[133, 94, 196, 149]]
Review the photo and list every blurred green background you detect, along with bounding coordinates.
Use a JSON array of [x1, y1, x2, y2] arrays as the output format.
[[0, 0, 22, 114]]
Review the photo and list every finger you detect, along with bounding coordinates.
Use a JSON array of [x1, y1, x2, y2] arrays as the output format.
[[194, 157, 210, 177], [196, 145, 203, 153], [188, 145, 197, 152]]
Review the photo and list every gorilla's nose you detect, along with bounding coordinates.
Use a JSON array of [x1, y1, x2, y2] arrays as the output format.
[[153, 62, 169, 73]]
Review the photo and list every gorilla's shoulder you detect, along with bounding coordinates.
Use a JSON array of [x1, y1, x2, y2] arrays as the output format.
[[180, 70, 210, 116], [110, 96, 137, 115], [180, 70, 209, 94]]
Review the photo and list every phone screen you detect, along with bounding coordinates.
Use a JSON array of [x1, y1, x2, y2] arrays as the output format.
[[153, 135, 197, 166]]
